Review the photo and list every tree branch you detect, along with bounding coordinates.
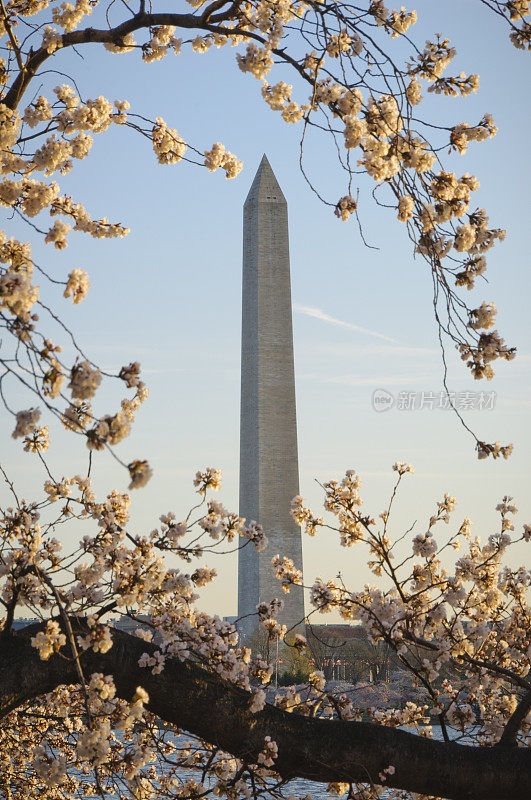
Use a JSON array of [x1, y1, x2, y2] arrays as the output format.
[[3, 8, 309, 110], [0, 621, 529, 800], [403, 629, 531, 691], [4, 12, 201, 108], [498, 688, 531, 747], [0, 0, 25, 74]]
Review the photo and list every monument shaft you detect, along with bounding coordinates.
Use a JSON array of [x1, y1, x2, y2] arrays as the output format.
[[238, 156, 305, 640]]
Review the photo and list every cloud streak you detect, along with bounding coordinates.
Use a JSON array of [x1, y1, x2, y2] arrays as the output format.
[[294, 304, 397, 343], [297, 372, 437, 387]]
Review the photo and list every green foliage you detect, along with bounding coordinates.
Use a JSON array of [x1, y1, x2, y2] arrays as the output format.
[[277, 669, 310, 686]]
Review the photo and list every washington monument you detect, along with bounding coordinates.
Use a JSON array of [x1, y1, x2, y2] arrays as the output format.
[[238, 155, 305, 640]]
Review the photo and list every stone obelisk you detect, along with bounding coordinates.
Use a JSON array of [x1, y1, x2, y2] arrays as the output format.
[[238, 155, 305, 641]]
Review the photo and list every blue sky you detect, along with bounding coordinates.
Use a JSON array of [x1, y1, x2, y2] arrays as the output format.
[[2, 1, 530, 618]]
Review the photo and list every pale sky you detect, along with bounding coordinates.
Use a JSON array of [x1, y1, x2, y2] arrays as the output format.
[[2, 1, 530, 619]]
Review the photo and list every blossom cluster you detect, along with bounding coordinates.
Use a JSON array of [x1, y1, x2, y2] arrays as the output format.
[[0, 456, 530, 798]]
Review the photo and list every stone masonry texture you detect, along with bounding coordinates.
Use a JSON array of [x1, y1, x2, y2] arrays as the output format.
[[238, 155, 305, 641]]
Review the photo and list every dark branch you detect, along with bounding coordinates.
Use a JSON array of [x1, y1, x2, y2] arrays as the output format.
[[0, 621, 529, 800], [403, 629, 531, 691], [498, 689, 531, 748]]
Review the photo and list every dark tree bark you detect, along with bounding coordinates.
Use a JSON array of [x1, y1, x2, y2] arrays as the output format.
[[0, 621, 529, 800]]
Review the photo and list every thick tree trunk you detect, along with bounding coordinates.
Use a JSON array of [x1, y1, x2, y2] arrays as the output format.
[[0, 622, 529, 800]]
